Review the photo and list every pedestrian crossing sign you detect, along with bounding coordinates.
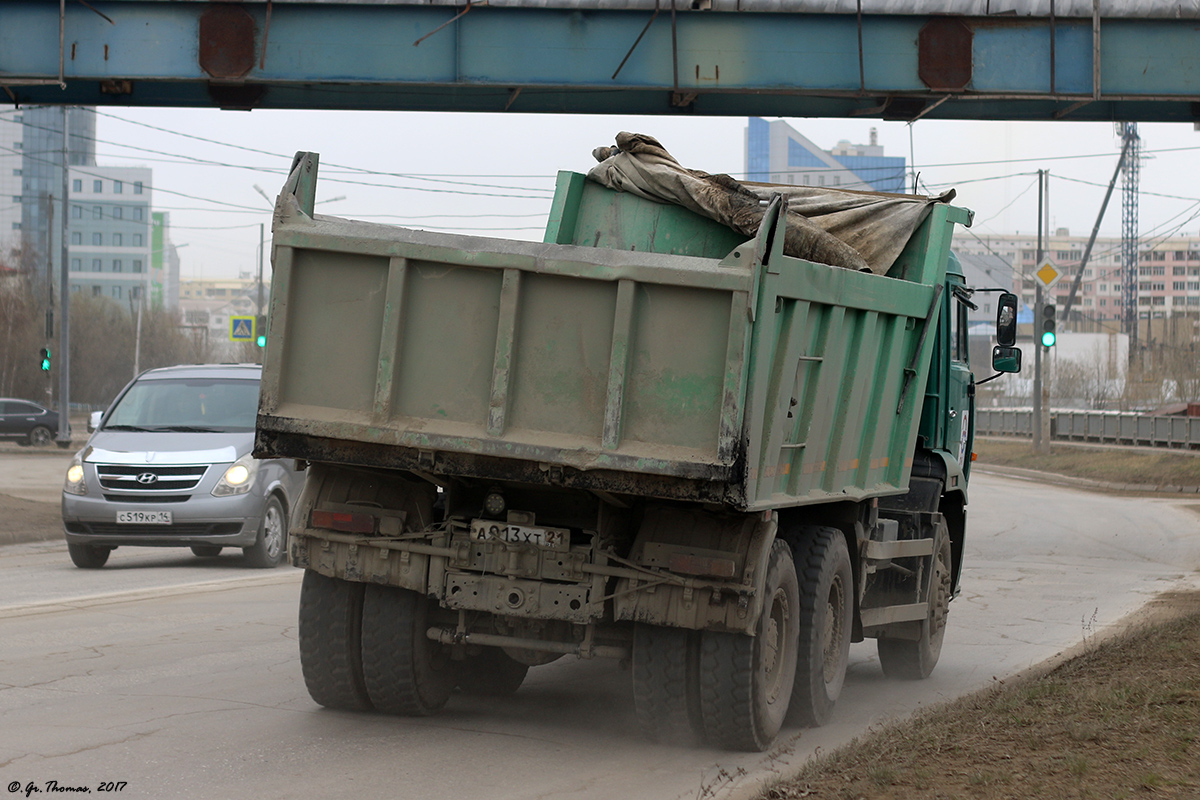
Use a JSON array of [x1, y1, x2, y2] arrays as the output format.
[[229, 316, 256, 342]]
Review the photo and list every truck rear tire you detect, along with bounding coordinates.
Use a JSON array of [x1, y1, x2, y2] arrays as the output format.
[[697, 540, 799, 752], [877, 518, 951, 680], [457, 647, 529, 697], [360, 584, 455, 715], [632, 623, 702, 745], [298, 570, 373, 711], [788, 527, 852, 727]]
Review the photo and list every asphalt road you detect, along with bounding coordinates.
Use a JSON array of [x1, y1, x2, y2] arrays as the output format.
[[1, 469, 1198, 800]]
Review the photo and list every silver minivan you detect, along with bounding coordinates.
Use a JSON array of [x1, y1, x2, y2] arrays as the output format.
[[61, 364, 304, 569]]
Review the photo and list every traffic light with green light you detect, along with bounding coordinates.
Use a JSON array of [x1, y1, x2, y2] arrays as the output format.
[[255, 316, 266, 348], [1040, 304, 1057, 348], [39, 347, 50, 371]]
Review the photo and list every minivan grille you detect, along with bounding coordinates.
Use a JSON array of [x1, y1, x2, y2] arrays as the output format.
[[96, 464, 209, 493], [102, 494, 191, 504]]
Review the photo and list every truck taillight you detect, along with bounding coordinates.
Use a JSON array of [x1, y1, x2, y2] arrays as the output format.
[[311, 509, 376, 534]]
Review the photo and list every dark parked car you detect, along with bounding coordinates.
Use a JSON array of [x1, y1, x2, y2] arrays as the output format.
[[0, 398, 68, 447]]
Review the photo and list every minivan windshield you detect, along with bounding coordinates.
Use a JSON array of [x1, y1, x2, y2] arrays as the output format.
[[104, 378, 260, 433]]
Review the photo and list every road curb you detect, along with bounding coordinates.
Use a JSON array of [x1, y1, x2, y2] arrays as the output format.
[[973, 464, 1200, 496], [0, 493, 65, 546], [0, 529, 63, 546]]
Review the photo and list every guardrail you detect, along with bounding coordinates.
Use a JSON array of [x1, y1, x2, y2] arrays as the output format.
[[976, 409, 1200, 450]]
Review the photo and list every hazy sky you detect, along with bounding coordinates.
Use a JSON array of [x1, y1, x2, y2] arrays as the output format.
[[58, 106, 1200, 281]]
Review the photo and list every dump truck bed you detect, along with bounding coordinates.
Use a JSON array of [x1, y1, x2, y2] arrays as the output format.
[[255, 154, 969, 510]]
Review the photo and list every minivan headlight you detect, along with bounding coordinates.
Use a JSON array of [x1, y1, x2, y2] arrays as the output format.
[[64, 455, 87, 496], [212, 453, 260, 497]]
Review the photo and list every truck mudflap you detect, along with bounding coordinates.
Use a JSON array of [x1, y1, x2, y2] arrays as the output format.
[[612, 505, 774, 635]]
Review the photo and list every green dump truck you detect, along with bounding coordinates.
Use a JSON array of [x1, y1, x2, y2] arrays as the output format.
[[255, 151, 1020, 752]]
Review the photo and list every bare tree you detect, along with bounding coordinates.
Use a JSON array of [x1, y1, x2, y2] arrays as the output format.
[[1, 254, 225, 407], [0, 250, 48, 401], [69, 293, 136, 405], [138, 304, 215, 372], [1049, 342, 1122, 410], [1161, 342, 1200, 404]]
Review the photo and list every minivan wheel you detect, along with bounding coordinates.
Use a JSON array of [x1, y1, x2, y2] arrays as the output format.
[[244, 495, 287, 568], [68, 542, 113, 569]]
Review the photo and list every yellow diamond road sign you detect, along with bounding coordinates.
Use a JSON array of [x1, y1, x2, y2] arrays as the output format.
[[1034, 257, 1062, 289]]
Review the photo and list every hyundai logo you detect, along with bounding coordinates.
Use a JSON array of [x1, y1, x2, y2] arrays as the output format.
[[136, 472, 158, 485]]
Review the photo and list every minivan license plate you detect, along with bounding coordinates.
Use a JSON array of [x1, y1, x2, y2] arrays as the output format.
[[117, 510, 172, 525], [470, 520, 569, 550]]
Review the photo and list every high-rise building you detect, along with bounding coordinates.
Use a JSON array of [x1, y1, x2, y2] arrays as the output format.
[[744, 117, 907, 193], [0, 109, 24, 251], [6, 106, 177, 308], [17, 106, 97, 282]]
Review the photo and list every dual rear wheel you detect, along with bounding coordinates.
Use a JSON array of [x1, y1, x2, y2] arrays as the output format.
[[298, 572, 529, 715], [299, 521, 947, 746], [631, 529, 854, 751]]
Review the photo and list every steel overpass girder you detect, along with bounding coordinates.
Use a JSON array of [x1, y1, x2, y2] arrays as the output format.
[[1, 1, 1198, 121]]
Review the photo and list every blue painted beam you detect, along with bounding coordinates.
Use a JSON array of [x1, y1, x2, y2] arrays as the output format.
[[1, 2, 1198, 121]]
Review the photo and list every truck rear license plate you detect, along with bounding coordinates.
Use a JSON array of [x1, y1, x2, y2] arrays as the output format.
[[117, 510, 172, 525], [470, 520, 569, 550]]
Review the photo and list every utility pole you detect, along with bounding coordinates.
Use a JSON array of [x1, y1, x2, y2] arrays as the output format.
[[1032, 170, 1044, 452], [58, 104, 71, 446], [45, 194, 55, 406], [133, 296, 143, 377], [1120, 123, 1140, 366], [1041, 172, 1052, 450]]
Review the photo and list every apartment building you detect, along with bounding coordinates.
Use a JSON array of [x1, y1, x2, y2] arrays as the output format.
[[953, 229, 1200, 330], [67, 165, 154, 304], [179, 277, 264, 352]]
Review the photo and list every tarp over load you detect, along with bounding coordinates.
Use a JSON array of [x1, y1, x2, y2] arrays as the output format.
[[587, 131, 960, 275]]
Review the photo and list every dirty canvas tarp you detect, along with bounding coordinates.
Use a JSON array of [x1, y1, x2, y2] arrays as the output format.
[[587, 132, 957, 275]]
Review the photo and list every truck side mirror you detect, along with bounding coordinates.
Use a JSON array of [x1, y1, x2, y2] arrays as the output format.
[[991, 345, 1022, 374], [996, 292, 1018, 347]]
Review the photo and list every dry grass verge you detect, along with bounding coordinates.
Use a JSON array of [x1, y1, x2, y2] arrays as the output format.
[[974, 438, 1200, 488], [759, 594, 1200, 800]]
